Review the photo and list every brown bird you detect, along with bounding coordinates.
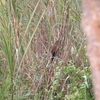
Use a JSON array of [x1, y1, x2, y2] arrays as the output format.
[[51, 40, 61, 62]]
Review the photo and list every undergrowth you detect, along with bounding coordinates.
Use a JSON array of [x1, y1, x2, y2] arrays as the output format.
[[0, 0, 94, 100]]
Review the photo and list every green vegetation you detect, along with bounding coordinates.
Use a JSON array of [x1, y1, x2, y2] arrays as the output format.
[[0, 0, 94, 100]]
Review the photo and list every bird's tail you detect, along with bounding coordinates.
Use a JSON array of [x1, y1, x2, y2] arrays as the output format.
[[51, 52, 56, 63]]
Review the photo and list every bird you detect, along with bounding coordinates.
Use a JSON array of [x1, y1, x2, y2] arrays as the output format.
[[51, 40, 61, 62]]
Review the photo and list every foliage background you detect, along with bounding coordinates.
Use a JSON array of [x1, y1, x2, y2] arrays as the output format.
[[0, 0, 94, 100]]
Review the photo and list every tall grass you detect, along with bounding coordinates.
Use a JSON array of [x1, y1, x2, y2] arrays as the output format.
[[0, 0, 94, 100]]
